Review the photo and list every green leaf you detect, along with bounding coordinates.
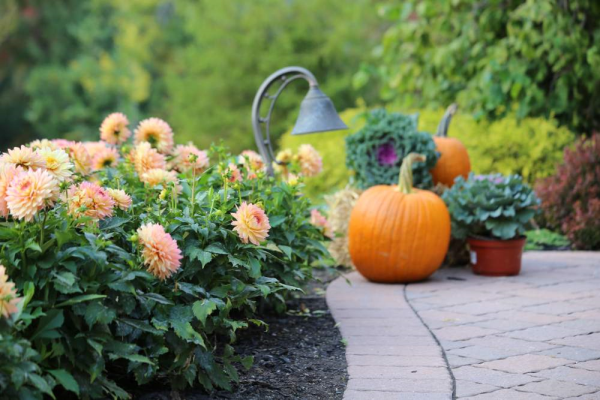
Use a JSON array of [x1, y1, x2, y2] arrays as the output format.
[[56, 294, 106, 308], [188, 248, 212, 267], [268, 215, 286, 227], [141, 293, 174, 305], [28, 373, 54, 399], [248, 257, 261, 278], [171, 320, 206, 348], [205, 243, 229, 255], [241, 356, 254, 370], [31, 309, 64, 341], [192, 299, 217, 325], [117, 354, 155, 365], [49, 369, 79, 395], [121, 318, 163, 335], [279, 245, 293, 259], [100, 217, 131, 230]]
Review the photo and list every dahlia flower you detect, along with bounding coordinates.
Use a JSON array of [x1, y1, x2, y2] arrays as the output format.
[[51, 139, 75, 149], [37, 147, 74, 182], [66, 142, 92, 175], [225, 163, 242, 183], [0, 266, 20, 318], [106, 188, 132, 210], [91, 146, 119, 171], [83, 141, 108, 159], [100, 112, 131, 145], [29, 139, 60, 150], [134, 118, 174, 153], [6, 169, 59, 222], [239, 150, 265, 172], [231, 201, 270, 245], [276, 149, 293, 164], [297, 144, 322, 177], [140, 168, 179, 188], [131, 142, 167, 174], [173, 144, 209, 174], [67, 181, 114, 221], [137, 223, 182, 280], [0, 165, 23, 218], [0, 146, 45, 171], [310, 209, 333, 238]]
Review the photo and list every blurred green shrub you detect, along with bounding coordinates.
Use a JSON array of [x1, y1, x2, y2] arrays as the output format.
[[357, 0, 600, 134], [281, 107, 575, 199]]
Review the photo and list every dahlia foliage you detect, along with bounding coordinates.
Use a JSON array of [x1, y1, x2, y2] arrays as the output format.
[[0, 114, 331, 399]]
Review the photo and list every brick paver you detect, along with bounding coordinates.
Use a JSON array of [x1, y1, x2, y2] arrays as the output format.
[[328, 251, 600, 399]]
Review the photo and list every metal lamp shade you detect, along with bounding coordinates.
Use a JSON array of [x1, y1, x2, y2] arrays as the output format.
[[291, 86, 348, 135]]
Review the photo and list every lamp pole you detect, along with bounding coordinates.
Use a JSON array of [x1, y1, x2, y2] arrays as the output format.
[[251, 67, 320, 176]]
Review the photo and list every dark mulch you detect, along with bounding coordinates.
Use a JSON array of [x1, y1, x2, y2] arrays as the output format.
[[136, 268, 348, 400]]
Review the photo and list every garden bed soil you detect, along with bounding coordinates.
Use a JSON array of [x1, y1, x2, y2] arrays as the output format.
[[136, 268, 347, 400]]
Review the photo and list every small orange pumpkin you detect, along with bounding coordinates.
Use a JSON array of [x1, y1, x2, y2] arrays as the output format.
[[348, 153, 451, 283], [430, 104, 471, 187]]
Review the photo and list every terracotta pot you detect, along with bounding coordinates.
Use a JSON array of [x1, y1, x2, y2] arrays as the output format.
[[467, 236, 526, 276]]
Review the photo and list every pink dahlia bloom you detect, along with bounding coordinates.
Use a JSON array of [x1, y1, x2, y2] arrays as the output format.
[[173, 144, 209, 174], [137, 223, 182, 280], [0, 146, 46, 171], [130, 142, 167, 175], [67, 181, 114, 221], [6, 169, 59, 222], [231, 201, 270, 245], [0, 165, 23, 218], [310, 209, 333, 238], [297, 144, 322, 177], [106, 188, 132, 210], [100, 112, 131, 145], [0, 265, 20, 318], [134, 118, 174, 154]]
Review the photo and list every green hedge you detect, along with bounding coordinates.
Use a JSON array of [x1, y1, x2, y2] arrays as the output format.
[[280, 107, 575, 199]]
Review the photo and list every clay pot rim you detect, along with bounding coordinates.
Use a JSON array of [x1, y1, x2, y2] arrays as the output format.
[[468, 235, 526, 248]]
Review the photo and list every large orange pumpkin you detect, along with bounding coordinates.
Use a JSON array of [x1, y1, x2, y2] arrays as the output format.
[[430, 104, 471, 187], [348, 153, 451, 283]]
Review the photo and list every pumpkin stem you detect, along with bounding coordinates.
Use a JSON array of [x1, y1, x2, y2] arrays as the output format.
[[435, 103, 458, 137], [398, 153, 426, 194]]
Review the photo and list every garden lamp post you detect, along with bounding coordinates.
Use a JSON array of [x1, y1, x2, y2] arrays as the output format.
[[251, 66, 348, 176]]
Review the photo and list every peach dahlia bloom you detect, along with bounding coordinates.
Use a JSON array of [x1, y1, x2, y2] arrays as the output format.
[[6, 169, 59, 222], [0, 265, 20, 318], [310, 209, 333, 238], [231, 201, 270, 245], [29, 138, 60, 150], [239, 150, 265, 172], [131, 142, 167, 174], [137, 223, 182, 280], [297, 144, 322, 177], [37, 147, 73, 182], [0, 165, 23, 218], [100, 112, 131, 145], [134, 118, 174, 154], [173, 144, 209, 174], [225, 163, 242, 183], [66, 142, 92, 175], [106, 188, 132, 210], [67, 181, 114, 221], [91, 146, 119, 171], [0, 146, 45, 171], [140, 168, 179, 187]]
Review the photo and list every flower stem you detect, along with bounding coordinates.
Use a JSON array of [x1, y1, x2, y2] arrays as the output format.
[[397, 153, 426, 194]]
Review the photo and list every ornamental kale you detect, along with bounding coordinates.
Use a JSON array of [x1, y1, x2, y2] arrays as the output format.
[[345, 109, 438, 189], [442, 173, 540, 240]]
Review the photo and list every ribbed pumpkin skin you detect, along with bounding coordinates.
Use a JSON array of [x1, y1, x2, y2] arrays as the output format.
[[348, 186, 451, 283], [431, 137, 471, 187]]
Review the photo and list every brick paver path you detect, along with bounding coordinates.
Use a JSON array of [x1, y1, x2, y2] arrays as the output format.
[[327, 251, 600, 399]]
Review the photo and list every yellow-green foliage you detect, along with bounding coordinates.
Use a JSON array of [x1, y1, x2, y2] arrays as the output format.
[[281, 106, 575, 199], [416, 109, 576, 182]]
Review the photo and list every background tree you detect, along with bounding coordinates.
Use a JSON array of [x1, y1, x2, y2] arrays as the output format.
[[0, 0, 382, 151], [356, 0, 600, 134]]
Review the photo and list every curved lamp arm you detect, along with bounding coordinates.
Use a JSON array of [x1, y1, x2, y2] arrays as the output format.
[[252, 67, 319, 176]]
